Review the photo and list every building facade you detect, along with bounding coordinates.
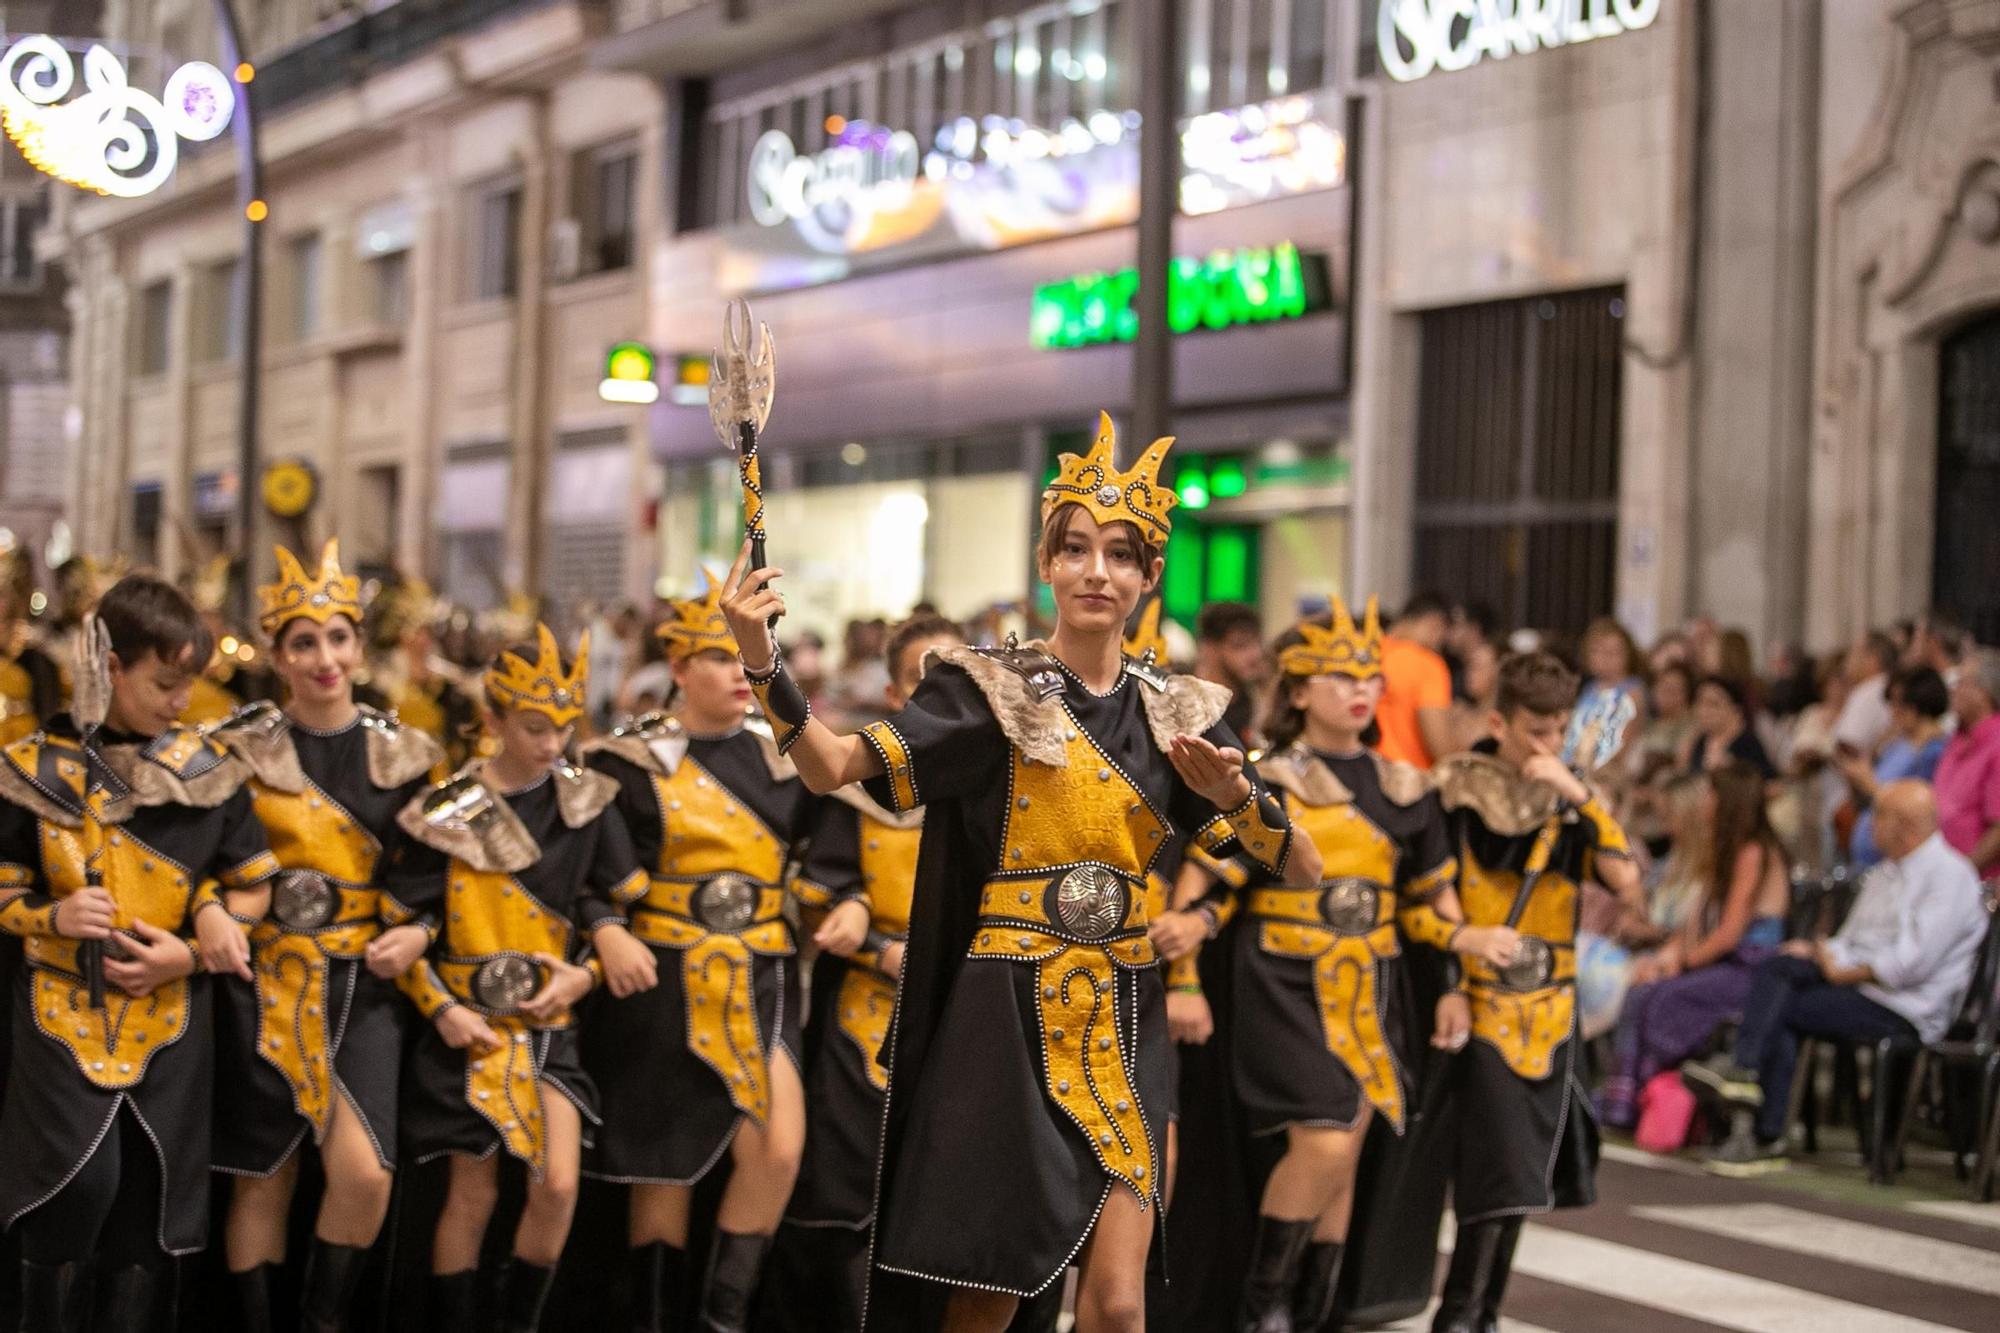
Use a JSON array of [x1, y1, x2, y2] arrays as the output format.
[[32, 0, 2000, 650]]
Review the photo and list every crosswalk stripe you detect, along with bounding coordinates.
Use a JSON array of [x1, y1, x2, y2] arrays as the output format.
[[1600, 1141, 1705, 1175], [1907, 1199, 2000, 1233], [1632, 1202, 2000, 1299], [1504, 1223, 1965, 1333]]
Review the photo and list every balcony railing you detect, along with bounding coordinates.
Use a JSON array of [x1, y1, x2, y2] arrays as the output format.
[[248, 0, 573, 120]]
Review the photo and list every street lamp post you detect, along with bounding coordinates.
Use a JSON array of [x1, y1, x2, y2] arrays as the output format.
[[208, 0, 262, 629], [1132, 0, 1178, 462]]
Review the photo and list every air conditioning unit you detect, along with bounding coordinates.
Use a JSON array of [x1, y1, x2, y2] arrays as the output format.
[[549, 219, 582, 281]]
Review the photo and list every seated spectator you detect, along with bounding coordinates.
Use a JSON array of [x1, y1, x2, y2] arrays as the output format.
[[1841, 667, 1951, 870], [1599, 766, 1790, 1130], [1771, 652, 1851, 872], [1681, 674, 1776, 780], [1578, 772, 1712, 1041], [1935, 649, 2000, 876], [1620, 662, 1696, 856], [1906, 608, 1968, 685], [1831, 630, 1899, 758], [1684, 781, 1988, 1174]]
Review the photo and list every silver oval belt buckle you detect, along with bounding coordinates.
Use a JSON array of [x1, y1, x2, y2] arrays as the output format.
[[1051, 865, 1128, 941], [473, 956, 542, 1013], [693, 875, 760, 933], [271, 869, 338, 931], [1496, 937, 1555, 990], [1318, 877, 1381, 935]]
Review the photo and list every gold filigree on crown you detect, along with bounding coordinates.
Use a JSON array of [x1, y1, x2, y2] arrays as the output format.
[[1123, 595, 1168, 664], [656, 569, 739, 663], [1040, 411, 1179, 546], [258, 539, 363, 638], [484, 622, 590, 726], [1278, 596, 1384, 681]]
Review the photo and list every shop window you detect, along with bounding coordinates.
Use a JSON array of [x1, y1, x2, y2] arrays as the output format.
[[1, 194, 44, 289], [129, 482, 162, 563], [357, 197, 415, 326], [1936, 312, 2000, 645], [135, 279, 173, 377], [1411, 289, 1623, 635], [468, 178, 521, 301]]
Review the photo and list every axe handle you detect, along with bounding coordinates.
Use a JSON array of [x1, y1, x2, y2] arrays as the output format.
[[737, 422, 777, 630]]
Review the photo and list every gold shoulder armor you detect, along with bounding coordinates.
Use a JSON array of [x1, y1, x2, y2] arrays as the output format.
[[357, 704, 445, 788], [552, 763, 620, 828], [396, 770, 538, 872]]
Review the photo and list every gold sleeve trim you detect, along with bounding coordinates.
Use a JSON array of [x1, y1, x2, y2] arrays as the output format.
[[860, 720, 918, 813]]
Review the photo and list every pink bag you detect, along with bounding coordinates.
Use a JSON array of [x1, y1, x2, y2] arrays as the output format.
[[1634, 1070, 1698, 1154]]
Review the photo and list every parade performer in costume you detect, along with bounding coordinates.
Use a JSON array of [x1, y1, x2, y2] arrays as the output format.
[[0, 546, 62, 747], [366, 578, 479, 770], [578, 574, 816, 1333], [772, 612, 962, 1331], [388, 627, 648, 1332], [1429, 652, 1642, 1333], [182, 554, 267, 727], [209, 540, 445, 1331], [0, 574, 279, 1330], [717, 412, 1325, 1333], [1227, 604, 1521, 1333]]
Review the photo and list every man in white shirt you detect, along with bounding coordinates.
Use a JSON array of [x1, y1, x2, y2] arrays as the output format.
[[1685, 780, 1989, 1174], [1831, 630, 1899, 757]]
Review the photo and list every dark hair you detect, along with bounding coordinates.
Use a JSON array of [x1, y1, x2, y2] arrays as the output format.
[[483, 640, 574, 713], [1495, 651, 1577, 718], [885, 612, 962, 684], [1456, 599, 1499, 642], [1695, 673, 1749, 715], [97, 574, 213, 672], [1264, 619, 1323, 754], [1921, 609, 1968, 662], [1196, 600, 1260, 642], [1702, 763, 1782, 928], [1036, 504, 1161, 587], [1653, 661, 1697, 704], [1889, 666, 1950, 721], [1397, 591, 1452, 624], [1860, 630, 1897, 676]]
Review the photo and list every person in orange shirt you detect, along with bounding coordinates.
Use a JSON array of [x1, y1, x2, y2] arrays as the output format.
[[1376, 593, 1456, 768]]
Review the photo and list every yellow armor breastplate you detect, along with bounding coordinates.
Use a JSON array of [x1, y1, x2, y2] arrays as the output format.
[[1458, 852, 1578, 1079], [857, 816, 920, 936], [0, 657, 36, 747], [628, 755, 791, 1127]]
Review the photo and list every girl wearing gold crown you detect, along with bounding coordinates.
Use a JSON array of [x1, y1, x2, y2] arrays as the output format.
[[1220, 604, 1520, 1333], [386, 626, 648, 1331], [718, 413, 1322, 1332], [576, 572, 817, 1333], [206, 540, 446, 1332]]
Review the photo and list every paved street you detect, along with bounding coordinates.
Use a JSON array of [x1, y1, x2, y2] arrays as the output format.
[[1386, 1146, 2000, 1332]]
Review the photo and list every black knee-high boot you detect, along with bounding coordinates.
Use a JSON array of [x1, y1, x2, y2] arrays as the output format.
[[629, 1242, 686, 1333], [1238, 1216, 1314, 1333], [231, 1262, 278, 1333], [19, 1259, 89, 1333], [499, 1258, 559, 1333], [1476, 1218, 1525, 1329], [298, 1240, 371, 1333], [1292, 1241, 1344, 1333], [698, 1231, 773, 1333], [430, 1270, 479, 1333], [96, 1261, 175, 1333], [1430, 1219, 1514, 1333]]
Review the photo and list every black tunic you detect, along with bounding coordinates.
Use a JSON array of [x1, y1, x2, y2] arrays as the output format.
[[0, 720, 279, 1254], [388, 771, 642, 1169], [858, 655, 1288, 1318], [212, 713, 437, 1175]]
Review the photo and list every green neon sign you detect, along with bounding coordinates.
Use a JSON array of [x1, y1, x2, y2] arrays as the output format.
[[1030, 242, 1331, 351]]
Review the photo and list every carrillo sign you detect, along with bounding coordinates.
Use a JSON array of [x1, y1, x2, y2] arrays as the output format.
[[1377, 0, 1663, 83]]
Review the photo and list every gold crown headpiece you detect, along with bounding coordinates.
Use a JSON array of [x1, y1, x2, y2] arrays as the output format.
[[1278, 596, 1384, 681], [656, 569, 739, 663], [1123, 595, 1168, 664], [484, 622, 589, 726], [1040, 412, 1179, 546], [258, 539, 363, 638]]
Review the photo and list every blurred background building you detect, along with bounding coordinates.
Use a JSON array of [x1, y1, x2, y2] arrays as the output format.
[[12, 0, 2000, 649]]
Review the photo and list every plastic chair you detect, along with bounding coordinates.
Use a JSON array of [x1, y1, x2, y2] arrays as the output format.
[[1888, 883, 2000, 1192]]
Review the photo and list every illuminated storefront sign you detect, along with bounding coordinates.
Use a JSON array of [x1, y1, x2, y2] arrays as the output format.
[[1031, 242, 1333, 351], [722, 91, 1345, 293], [1, 35, 234, 197], [1377, 0, 1662, 83], [599, 341, 660, 405]]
